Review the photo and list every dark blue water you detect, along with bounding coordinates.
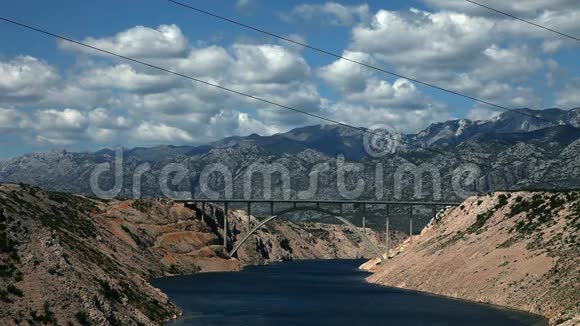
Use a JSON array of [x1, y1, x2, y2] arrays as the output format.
[[152, 260, 546, 326]]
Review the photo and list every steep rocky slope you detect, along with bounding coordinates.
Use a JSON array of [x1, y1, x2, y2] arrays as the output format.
[[0, 183, 392, 325], [361, 191, 580, 325]]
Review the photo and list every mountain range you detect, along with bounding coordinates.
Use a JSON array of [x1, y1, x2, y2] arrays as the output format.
[[1, 107, 579, 231], [86, 107, 580, 161]]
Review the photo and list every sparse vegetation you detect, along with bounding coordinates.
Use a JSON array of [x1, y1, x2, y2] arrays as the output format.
[[0, 289, 13, 303], [466, 194, 509, 234], [119, 281, 175, 321], [74, 311, 91, 326], [0, 218, 18, 255], [497, 193, 509, 206], [6, 284, 23, 297], [132, 199, 153, 213], [508, 193, 568, 235], [98, 280, 122, 302], [168, 264, 180, 274], [29, 301, 58, 325], [121, 224, 151, 249], [496, 235, 522, 249]]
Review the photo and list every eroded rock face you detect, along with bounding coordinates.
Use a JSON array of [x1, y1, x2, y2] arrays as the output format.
[[362, 191, 580, 325], [0, 184, 397, 325]]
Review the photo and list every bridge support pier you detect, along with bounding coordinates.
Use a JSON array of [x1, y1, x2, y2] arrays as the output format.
[[362, 204, 366, 234], [362, 216, 366, 234], [409, 205, 413, 244], [247, 201, 251, 230], [385, 216, 389, 258], [224, 202, 228, 249]]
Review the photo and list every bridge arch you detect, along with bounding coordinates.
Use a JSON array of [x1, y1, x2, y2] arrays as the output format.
[[228, 206, 386, 264]]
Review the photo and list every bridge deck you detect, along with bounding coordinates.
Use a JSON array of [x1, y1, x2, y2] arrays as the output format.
[[176, 199, 461, 206]]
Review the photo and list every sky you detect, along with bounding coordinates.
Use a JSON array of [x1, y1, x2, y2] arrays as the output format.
[[0, 0, 579, 159]]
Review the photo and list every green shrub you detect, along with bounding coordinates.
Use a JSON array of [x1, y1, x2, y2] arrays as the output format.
[[132, 199, 153, 213], [98, 280, 121, 302], [30, 301, 58, 325], [497, 194, 510, 207], [75, 311, 91, 326], [0, 289, 13, 303], [6, 284, 23, 297]]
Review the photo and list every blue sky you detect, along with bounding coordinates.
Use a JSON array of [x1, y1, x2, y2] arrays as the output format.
[[0, 0, 579, 159]]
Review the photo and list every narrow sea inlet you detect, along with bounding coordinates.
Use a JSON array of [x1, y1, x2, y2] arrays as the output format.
[[152, 260, 546, 326]]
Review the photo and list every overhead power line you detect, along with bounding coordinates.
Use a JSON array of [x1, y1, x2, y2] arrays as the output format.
[[464, 0, 580, 42], [0, 16, 565, 190], [165, 0, 575, 130]]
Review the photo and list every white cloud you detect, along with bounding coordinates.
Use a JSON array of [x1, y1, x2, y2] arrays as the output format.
[[168, 46, 233, 77], [346, 78, 437, 109], [319, 51, 450, 133], [208, 110, 280, 139], [351, 9, 495, 68], [78, 64, 182, 93], [60, 24, 189, 58], [129, 87, 224, 117], [0, 56, 59, 102], [423, 0, 580, 18], [472, 45, 543, 82], [230, 44, 311, 84], [422, 0, 580, 53], [466, 107, 502, 121], [323, 101, 452, 133], [498, 10, 580, 52], [556, 79, 580, 109], [25, 109, 90, 145], [55, 22, 322, 135], [237, 112, 280, 135], [349, 8, 547, 108], [88, 108, 131, 130], [133, 122, 193, 143], [289, 2, 370, 26], [236, 0, 255, 12], [0, 108, 24, 131], [35, 109, 88, 131], [318, 51, 375, 92]]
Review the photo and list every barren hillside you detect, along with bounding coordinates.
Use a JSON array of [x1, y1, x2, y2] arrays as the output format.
[[0, 184, 394, 325], [361, 191, 580, 325]]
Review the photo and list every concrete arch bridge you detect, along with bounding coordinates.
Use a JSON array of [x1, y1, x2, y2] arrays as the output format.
[[179, 199, 460, 264]]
